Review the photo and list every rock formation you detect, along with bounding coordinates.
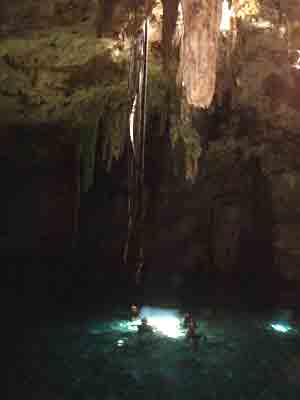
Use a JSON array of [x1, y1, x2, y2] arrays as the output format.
[[1, 0, 300, 305]]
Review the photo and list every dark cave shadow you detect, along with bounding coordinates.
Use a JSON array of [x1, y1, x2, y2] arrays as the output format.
[[237, 156, 279, 309]]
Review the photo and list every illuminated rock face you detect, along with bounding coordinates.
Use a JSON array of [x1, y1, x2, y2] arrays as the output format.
[[181, 0, 222, 108]]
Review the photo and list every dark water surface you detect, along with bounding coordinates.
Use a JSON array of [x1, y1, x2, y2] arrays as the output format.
[[8, 305, 300, 400]]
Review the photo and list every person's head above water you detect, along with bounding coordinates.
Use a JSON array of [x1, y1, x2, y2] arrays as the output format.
[[131, 304, 139, 318], [183, 312, 194, 328], [138, 317, 153, 334], [141, 317, 148, 325], [184, 312, 192, 321]]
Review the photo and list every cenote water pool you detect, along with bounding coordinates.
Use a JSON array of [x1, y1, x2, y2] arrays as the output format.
[[11, 306, 300, 399]]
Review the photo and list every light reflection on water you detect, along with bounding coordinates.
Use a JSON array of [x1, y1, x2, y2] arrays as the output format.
[[89, 307, 185, 339], [32, 306, 300, 400], [270, 323, 292, 334]]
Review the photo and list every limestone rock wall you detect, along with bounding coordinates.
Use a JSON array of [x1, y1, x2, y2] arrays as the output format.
[[0, 4, 126, 257], [138, 2, 300, 302], [0, 0, 95, 33], [201, 4, 300, 285], [2, 0, 300, 304], [0, 1, 168, 265]]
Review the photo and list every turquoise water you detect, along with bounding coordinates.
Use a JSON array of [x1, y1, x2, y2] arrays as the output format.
[[13, 307, 300, 400]]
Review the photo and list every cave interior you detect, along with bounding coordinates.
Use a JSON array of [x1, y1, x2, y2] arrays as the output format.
[[2, 1, 300, 399]]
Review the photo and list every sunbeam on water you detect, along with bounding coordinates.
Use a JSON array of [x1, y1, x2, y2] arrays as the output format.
[[140, 306, 184, 339], [146, 315, 183, 338], [117, 307, 185, 339]]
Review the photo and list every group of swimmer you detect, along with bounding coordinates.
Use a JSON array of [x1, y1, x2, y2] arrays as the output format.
[[130, 305, 200, 350]]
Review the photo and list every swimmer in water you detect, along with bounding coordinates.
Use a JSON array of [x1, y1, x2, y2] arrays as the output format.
[[186, 318, 198, 351], [138, 317, 153, 334], [183, 312, 193, 328], [131, 304, 139, 320]]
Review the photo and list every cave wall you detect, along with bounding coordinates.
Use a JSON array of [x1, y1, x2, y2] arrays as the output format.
[[0, 0, 94, 32], [131, 1, 300, 302], [1, 0, 300, 305], [0, 0, 169, 300], [151, 1, 300, 300], [209, 2, 300, 285], [0, 125, 79, 256], [0, 0, 120, 304]]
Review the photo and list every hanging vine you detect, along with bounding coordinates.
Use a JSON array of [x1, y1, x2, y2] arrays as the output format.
[[123, 11, 150, 291]]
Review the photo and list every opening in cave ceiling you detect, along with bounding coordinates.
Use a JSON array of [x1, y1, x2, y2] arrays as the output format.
[[220, 0, 234, 32]]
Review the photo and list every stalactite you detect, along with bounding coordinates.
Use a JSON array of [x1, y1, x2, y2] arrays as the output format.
[[157, 0, 182, 183], [161, 0, 180, 72], [180, 0, 223, 108]]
